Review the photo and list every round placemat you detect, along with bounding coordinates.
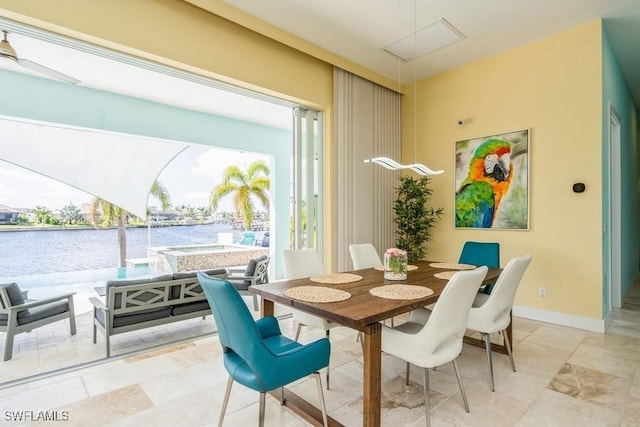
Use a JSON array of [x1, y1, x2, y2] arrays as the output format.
[[373, 264, 418, 271], [429, 262, 475, 270], [434, 271, 456, 280], [310, 273, 363, 284], [369, 285, 434, 300], [283, 286, 351, 303]]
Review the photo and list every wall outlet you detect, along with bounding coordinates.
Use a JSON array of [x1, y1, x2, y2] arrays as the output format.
[[538, 287, 546, 298]]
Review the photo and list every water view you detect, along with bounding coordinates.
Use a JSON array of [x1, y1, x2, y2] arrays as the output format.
[[0, 224, 244, 312], [0, 223, 239, 277]]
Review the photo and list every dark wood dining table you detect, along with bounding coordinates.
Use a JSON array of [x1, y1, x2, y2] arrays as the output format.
[[250, 260, 503, 427]]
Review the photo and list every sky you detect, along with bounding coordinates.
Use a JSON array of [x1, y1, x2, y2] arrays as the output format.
[[0, 145, 270, 212]]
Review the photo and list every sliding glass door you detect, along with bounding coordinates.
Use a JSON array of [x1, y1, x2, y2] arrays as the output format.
[[291, 107, 323, 254]]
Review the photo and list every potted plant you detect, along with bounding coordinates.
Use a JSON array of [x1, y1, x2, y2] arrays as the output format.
[[393, 175, 444, 261]]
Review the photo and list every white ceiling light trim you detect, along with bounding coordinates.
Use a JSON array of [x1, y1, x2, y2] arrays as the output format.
[[383, 18, 465, 62], [0, 116, 188, 219]]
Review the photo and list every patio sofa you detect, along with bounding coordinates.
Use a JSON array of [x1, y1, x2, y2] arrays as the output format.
[[89, 269, 227, 357]]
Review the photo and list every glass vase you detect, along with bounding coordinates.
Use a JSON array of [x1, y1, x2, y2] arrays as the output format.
[[384, 248, 407, 281]]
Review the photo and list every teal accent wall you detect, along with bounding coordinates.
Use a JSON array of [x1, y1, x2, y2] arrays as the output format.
[[0, 70, 292, 278], [601, 29, 640, 316]]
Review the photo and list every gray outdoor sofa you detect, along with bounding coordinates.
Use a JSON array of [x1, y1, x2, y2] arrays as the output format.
[[89, 269, 227, 357]]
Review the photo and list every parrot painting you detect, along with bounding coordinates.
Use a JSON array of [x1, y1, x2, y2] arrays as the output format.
[[455, 138, 513, 228]]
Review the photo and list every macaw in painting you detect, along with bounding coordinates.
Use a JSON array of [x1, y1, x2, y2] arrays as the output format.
[[455, 138, 513, 228]]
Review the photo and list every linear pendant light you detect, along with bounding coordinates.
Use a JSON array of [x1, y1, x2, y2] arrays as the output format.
[[364, 157, 443, 175], [364, 0, 443, 177]]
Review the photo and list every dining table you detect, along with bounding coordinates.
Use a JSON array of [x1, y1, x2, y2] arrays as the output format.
[[250, 260, 503, 427]]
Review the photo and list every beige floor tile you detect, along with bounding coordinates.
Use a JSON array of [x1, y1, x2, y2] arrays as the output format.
[[516, 388, 622, 427], [4, 279, 640, 427]]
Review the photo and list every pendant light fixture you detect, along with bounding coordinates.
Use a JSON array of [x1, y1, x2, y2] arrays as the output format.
[[364, 0, 443, 176]]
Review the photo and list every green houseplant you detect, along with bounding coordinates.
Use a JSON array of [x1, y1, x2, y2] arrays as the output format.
[[393, 175, 444, 261]]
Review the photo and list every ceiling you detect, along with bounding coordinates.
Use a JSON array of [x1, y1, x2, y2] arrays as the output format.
[[218, 0, 640, 105], [1, 1, 640, 115]]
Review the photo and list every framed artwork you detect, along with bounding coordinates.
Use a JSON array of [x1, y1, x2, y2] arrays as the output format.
[[454, 129, 529, 230]]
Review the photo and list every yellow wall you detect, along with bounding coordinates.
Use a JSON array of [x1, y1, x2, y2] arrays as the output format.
[[410, 21, 603, 318]]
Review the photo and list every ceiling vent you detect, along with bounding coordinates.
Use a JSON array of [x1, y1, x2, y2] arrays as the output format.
[[383, 18, 465, 62]]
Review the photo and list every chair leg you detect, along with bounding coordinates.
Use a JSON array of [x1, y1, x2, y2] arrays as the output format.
[[218, 376, 233, 427], [502, 329, 516, 372], [294, 323, 302, 341], [314, 372, 329, 427], [406, 361, 411, 385], [452, 358, 470, 413], [423, 367, 431, 427], [3, 331, 15, 361], [106, 333, 111, 358], [280, 386, 285, 405], [258, 393, 267, 427], [482, 332, 495, 392], [325, 329, 330, 390], [258, 392, 266, 427], [68, 297, 77, 335]]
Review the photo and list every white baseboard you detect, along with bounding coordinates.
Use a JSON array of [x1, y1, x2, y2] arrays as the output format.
[[512, 305, 605, 333]]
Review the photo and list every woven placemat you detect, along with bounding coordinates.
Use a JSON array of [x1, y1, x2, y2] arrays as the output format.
[[373, 265, 418, 271], [310, 273, 363, 284], [369, 285, 434, 300], [429, 262, 475, 270], [283, 286, 351, 303], [434, 271, 456, 280]]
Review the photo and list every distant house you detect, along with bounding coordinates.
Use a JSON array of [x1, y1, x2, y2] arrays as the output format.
[[0, 204, 19, 224]]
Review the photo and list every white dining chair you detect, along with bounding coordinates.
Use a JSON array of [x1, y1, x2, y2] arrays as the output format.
[[283, 248, 340, 389], [382, 266, 488, 427], [467, 255, 532, 391], [348, 242, 395, 330], [348, 243, 383, 270]]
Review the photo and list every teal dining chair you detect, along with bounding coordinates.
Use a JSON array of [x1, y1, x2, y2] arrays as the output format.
[[459, 241, 500, 294], [196, 272, 330, 427]]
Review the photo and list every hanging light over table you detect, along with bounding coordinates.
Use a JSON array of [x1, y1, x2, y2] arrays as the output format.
[[364, 0, 454, 177], [364, 157, 443, 175]]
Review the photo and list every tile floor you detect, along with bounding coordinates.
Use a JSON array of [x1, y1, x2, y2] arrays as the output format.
[[1, 285, 640, 426]]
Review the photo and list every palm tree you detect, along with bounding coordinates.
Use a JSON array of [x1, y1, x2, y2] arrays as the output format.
[[209, 160, 270, 231], [33, 205, 51, 225], [90, 181, 171, 267]]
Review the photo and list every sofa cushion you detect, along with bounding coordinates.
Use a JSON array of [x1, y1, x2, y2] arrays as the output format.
[[171, 300, 211, 316], [1, 283, 29, 319], [170, 269, 226, 299], [18, 300, 69, 326], [111, 307, 172, 328], [244, 256, 268, 277], [171, 271, 197, 280]]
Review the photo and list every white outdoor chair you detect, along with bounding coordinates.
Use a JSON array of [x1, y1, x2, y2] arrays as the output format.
[[467, 255, 532, 391], [382, 266, 488, 427], [0, 282, 76, 361], [348, 243, 383, 270], [283, 248, 340, 389]]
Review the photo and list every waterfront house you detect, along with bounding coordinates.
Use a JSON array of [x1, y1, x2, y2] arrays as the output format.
[[0, 1, 639, 425], [0, 203, 18, 224]]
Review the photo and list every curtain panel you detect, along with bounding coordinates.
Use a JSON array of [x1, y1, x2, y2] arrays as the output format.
[[333, 67, 400, 271]]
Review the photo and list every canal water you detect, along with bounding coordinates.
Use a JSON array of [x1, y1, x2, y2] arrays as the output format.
[[0, 223, 244, 313]]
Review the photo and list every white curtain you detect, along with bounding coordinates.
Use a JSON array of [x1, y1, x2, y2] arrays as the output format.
[[333, 67, 400, 271], [0, 116, 188, 218]]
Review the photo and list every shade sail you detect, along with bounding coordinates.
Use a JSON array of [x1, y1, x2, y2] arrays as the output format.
[[0, 116, 188, 218]]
